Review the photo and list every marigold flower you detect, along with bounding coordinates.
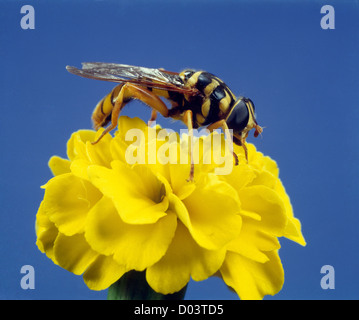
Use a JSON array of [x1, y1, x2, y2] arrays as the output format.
[[36, 116, 305, 299]]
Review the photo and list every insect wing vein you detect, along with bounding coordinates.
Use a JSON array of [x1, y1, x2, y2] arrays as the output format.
[[81, 63, 183, 87], [67, 63, 199, 95]]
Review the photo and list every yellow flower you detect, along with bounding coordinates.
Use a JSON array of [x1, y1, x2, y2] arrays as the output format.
[[36, 116, 305, 299]]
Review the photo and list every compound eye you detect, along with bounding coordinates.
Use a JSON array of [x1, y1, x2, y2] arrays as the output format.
[[226, 99, 249, 133]]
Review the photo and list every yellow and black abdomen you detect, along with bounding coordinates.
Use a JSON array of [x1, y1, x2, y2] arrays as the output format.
[[92, 84, 123, 129], [177, 70, 237, 128], [93, 80, 187, 129]]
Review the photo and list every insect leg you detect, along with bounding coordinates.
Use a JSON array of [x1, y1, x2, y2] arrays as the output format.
[[206, 120, 239, 165], [240, 136, 248, 163], [148, 109, 158, 126], [92, 83, 169, 144], [183, 109, 195, 182]]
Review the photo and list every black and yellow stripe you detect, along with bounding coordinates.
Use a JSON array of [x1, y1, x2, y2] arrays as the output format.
[[92, 84, 122, 129], [175, 70, 236, 128]]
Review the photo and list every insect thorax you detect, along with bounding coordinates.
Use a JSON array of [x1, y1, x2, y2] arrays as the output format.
[[176, 70, 236, 128]]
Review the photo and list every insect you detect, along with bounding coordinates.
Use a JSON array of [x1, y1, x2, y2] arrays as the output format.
[[66, 63, 262, 180]]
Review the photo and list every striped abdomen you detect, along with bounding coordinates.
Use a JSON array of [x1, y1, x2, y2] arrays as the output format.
[[92, 83, 183, 129], [92, 84, 123, 129]]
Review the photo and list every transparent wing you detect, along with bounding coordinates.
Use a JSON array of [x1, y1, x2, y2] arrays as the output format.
[[82, 62, 184, 86], [66, 63, 198, 95]]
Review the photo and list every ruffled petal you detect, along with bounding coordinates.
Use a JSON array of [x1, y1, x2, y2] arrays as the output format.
[[238, 185, 287, 237], [261, 153, 279, 177], [110, 134, 129, 164], [169, 163, 196, 200], [146, 221, 226, 294], [243, 143, 279, 177], [181, 175, 242, 250], [222, 162, 256, 191], [284, 217, 306, 246], [85, 197, 177, 271], [115, 116, 151, 143], [275, 180, 306, 246], [35, 201, 58, 262], [248, 169, 277, 190], [226, 217, 281, 263], [70, 158, 91, 181], [53, 233, 98, 275], [88, 161, 169, 224], [111, 119, 172, 180], [204, 131, 237, 176], [67, 130, 97, 161], [220, 250, 284, 300], [48, 156, 71, 176], [83, 255, 126, 291], [69, 131, 113, 181], [42, 173, 102, 235], [85, 130, 113, 167]]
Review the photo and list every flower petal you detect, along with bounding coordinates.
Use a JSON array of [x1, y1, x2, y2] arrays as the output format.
[[69, 131, 113, 180], [249, 169, 277, 189], [83, 255, 126, 291], [238, 185, 287, 237], [182, 175, 242, 250], [242, 143, 279, 177], [85, 130, 113, 167], [146, 221, 226, 294], [48, 156, 71, 176], [70, 158, 91, 181], [115, 116, 150, 143], [88, 161, 168, 224], [67, 130, 97, 161], [261, 153, 279, 177], [169, 163, 196, 200], [275, 180, 306, 246], [110, 136, 131, 165], [42, 173, 102, 235], [284, 217, 306, 246], [35, 201, 58, 262], [226, 217, 281, 263], [222, 162, 256, 191], [53, 233, 98, 275], [85, 197, 177, 271], [220, 250, 284, 300]]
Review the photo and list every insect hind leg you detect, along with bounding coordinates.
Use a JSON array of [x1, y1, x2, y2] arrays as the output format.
[[92, 83, 170, 144]]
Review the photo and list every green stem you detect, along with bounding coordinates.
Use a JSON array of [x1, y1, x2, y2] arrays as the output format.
[[107, 270, 187, 300]]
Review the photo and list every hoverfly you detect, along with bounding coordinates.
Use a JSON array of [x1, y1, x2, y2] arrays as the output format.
[[66, 63, 262, 181]]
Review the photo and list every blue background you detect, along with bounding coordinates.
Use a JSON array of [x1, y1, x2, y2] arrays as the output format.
[[1, 0, 358, 300]]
